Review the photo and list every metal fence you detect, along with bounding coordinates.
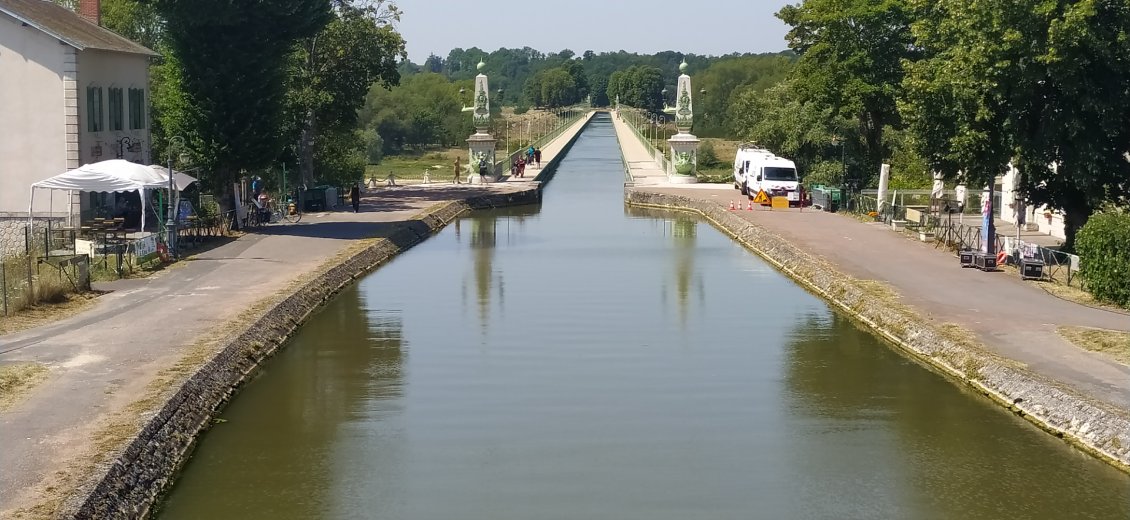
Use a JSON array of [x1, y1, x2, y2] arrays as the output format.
[[1, 217, 88, 316], [845, 193, 1083, 287], [495, 105, 589, 175]]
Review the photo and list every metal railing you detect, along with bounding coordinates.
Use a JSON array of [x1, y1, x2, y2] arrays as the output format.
[[845, 196, 1083, 286], [494, 106, 589, 175], [617, 105, 670, 173]]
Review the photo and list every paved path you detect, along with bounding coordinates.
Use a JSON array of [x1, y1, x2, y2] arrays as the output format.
[[502, 111, 595, 183], [637, 185, 1130, 414], [610, 110, 668, 184], [0, 183, 535, 513]]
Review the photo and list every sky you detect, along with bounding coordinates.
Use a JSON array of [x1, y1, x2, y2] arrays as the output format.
[[395, 0, 792, 64]]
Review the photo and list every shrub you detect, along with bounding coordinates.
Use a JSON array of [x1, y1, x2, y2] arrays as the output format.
[[513, 104, 530, 115], [698, 140, 722, 168], [1075, 210, 1130, 307]]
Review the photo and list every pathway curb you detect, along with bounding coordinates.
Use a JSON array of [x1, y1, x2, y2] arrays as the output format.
[[626, 188, 1130, 474]]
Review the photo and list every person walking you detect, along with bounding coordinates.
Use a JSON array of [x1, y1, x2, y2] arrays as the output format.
[[534, 148, 542, 169], [350, 183, 360, 213], [453, 157, 462, 184], [517, 156, 526, 178], [527, 145, 535, 166]]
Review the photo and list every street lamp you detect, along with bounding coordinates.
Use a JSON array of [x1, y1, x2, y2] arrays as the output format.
[[166, 135, 186, 258]]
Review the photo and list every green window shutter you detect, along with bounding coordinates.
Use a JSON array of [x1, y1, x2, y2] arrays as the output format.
[[86, 86, 96, 132]]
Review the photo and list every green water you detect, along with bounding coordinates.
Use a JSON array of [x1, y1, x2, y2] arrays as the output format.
[[159, 115, 1129, 519]]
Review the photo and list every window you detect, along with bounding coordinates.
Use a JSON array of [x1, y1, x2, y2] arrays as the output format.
[[128, 88, 145, 130], [763, 167, 797, 182], [86, 86, 104, 132], [108, 88, 124, 131]]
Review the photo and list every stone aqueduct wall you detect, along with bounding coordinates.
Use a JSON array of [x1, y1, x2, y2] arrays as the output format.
[[70, 188, 541, 519], [625, 189, 1130, 473]]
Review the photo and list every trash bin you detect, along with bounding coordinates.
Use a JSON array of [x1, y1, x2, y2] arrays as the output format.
[[303, 187, 327, 212]]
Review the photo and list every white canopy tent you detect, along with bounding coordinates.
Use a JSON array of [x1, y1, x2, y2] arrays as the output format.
[[28, 160, 169, 231], [148, 165, 198, 192]]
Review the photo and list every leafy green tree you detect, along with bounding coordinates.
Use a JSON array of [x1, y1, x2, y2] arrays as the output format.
[[607, 65, 664, 112], [901, 0, 1130, 249], [539, 68, 577, 108], [589, 75, 609, 107], [290, 1, 406, 185], [149, 0, 331, 198], [777, 0, 916, 183], [693, 54, 794, 137]]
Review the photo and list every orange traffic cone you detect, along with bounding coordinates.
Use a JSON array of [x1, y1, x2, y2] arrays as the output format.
[[747, 200, 753, 211], [729, 200, 736, 210]]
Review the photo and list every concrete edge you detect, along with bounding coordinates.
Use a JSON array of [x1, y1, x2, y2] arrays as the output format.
[[533, 111, 597, 186], [625, 188, 1130, 474], [68, 188, 542, 519]]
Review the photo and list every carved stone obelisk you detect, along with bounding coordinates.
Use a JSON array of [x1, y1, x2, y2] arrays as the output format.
[[664, 60, 699, 184], [463, 60, 497, 184]]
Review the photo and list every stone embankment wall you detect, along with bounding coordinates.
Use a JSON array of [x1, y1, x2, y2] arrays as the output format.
[[71, 188, 541, 519], [626, 189, 1130, 473]]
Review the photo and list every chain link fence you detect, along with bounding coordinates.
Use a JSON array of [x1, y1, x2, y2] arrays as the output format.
[[1, 217, 90, 317]]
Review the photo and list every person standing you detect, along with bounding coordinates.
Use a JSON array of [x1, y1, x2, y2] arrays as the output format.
[[453, 157, 462, 184], [349, 183, 360, 213], [534, 148, 542, 169]]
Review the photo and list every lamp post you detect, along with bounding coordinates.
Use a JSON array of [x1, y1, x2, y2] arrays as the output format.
[[166, 135, 185, 258]]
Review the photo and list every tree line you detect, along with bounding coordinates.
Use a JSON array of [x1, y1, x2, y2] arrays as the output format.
[[740, 0, 1130, 249]]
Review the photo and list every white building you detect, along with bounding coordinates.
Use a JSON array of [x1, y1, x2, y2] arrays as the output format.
[[0, 0, 156, 221]]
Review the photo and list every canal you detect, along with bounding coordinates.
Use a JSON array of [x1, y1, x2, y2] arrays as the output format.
[[159, 115, 1129, 519]]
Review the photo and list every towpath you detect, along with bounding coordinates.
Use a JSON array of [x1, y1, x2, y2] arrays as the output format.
[[610, 110, 668, 184], [0, 118, 602, 515], [632, 184, 1130, 415]]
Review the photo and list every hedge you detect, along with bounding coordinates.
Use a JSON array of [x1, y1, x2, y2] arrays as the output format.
[[1075, 211, 1130, 307]]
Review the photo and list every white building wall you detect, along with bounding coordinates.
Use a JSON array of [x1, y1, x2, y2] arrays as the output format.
[[0, 13, 71, 217], [1000, 164, 1067, 240], [75, 48, 151, 167]]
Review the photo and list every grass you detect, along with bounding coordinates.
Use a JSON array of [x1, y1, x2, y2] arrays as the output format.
[[1058, 326, 1130, 366], [365, 108, 583, 184], [0, 292, 101, 336], [0, 362, 49, 411]]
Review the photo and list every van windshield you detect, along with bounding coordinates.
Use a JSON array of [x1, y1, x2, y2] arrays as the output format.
[[764, 167, 797, 181]]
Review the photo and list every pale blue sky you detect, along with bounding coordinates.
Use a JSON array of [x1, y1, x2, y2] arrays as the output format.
[[396, 0, 792, 63]]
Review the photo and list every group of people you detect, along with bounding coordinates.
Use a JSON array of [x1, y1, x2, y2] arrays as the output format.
[[511, 146, 542, 178]]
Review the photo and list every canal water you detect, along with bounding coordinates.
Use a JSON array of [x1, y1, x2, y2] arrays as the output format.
[[159, 115, 1129, 519]]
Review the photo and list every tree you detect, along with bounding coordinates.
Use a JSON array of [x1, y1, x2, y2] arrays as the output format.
[[539, 68, 577, 108], [150, 0, 331, 199], [290, 1, 406, 185], [901, 0, 1130, 249], [777, 0, 916, 184], [606, 65, 664, 112]]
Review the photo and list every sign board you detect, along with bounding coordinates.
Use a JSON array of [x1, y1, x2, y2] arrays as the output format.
[[176, 200, 194, 223], [133, 234, 158, 260], [753, 190, 771, 204], [771, 196, 791, 209]]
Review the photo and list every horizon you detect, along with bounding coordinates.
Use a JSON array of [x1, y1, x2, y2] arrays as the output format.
[[395, 0, 791, 64]]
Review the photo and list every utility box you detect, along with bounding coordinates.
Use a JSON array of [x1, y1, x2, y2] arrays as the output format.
[[974, 252, 998, 271], [1021, 259, 1045, 280], [959, 249, 975, 268]]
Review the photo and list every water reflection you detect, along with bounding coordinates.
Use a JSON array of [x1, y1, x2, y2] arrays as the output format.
[[626, 206, 704, 328], [782, 312, 1130, 519], [158, 286, 405, 520]]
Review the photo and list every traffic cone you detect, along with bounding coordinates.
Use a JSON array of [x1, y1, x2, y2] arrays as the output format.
[[747, 200, 753, 211], [729, 200, 736, 211]]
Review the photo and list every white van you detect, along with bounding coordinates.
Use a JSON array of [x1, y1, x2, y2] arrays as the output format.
[[732, 144, 801, 204]]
